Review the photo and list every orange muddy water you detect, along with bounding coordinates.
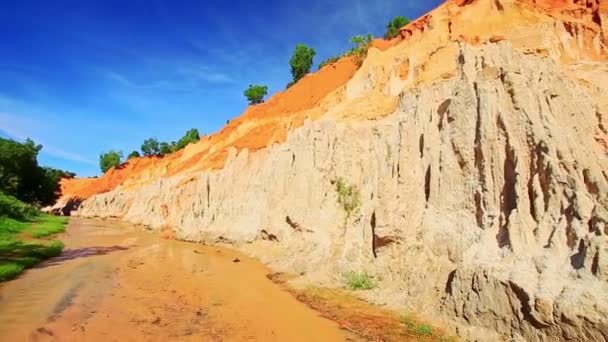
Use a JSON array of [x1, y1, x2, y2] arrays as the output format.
[[0, 218, 359, 341]]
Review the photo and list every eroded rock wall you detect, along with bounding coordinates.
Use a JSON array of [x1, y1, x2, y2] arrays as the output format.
[[74, 42, 608, 341]]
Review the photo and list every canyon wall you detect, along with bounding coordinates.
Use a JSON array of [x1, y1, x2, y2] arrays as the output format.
[[55, 1, 608, 340]]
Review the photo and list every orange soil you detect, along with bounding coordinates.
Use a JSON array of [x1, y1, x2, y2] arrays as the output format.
[[60, 0, 607, 201]]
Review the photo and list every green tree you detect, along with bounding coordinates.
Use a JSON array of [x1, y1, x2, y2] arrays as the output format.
[[0, 137, 71, 206], [289, 44, 316, 85], [349, 34, 374, 66], [99, 150, 122, 173], [243, 85, 268, 105], [384, 16, 410, 39], [175, 128, 200, 151], [127, 151, 141, 159], [141, 137, 160, 156], [159, 142, 173, 156]]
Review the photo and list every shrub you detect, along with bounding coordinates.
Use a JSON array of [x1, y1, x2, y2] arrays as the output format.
[[384, 16, 410, 39], [175, 128, 200, 150], [289, 44, 316, 84], [99, 150, 122, 173], [348, 34, 374, 66], [141, 137, 160, 156], [335, 178, 361, 218], [0, 193, 37, 220], [415, 324, 433, 337], [318, 56, 341, 70], [343, 271, 375, 290], [127, 151, 141, 159], [244, 85, 268, 105]]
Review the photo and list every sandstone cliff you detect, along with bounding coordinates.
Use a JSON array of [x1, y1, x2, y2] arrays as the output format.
[[54, 0, 608, 340]]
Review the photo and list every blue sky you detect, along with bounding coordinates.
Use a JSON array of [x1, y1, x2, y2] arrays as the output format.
[[0, 0, 442, 177]]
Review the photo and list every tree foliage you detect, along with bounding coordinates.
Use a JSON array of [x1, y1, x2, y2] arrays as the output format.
[[141, 137, 160, 157], [175, 129, 200, 151], [127, 150, 141, 159], [289, 44, 316, 84], [384, 16, 410, 39], [348, 34, 374, 66], [0, 137, 71, 206], [99, 150, 122, 173], [159, 142, 173, 156], [243, 85, 268, 105]]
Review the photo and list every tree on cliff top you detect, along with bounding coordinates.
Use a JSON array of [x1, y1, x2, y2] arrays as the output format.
[[141, 137, 160, 157], [127, 150, 140, 159], [289, 44, 316, 85], [175, 128, 200, 150], [99, 150, 122, 173], [384, 16, 410, 39], [244, 85, 268, 105]]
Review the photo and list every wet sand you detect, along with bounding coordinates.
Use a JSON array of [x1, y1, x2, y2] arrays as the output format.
[[0, 217, 358, 341]]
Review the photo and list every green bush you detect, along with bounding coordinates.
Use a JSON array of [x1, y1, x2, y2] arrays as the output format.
[[127, 150, 141, 159], [335, 178, 361, 218], [0, 193, 37, 220], [141, 137, 160, 156], [175, 128, 200, 150], [415, 324, 433, 337], [347, 34, 374, 66], [290, 44, 316, 84], [244, 85, 268, 105], [343, 271, 375, 290], [384, 16, 410, 39], [99, 150, 122, 173], [318, 56, 341, 70]]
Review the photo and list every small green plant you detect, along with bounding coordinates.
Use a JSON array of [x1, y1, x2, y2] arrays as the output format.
[[347, 34, 374, 66], [335, 177, 361, 218], [384, 16, 410, 39], [244, 84, 268, 105], [318, 56, 341, 70], [415, 324, 433, 337], [343, 271, 375, 290]]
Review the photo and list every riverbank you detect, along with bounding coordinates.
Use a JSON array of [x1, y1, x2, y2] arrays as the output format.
[[0, 217, 456, 341]]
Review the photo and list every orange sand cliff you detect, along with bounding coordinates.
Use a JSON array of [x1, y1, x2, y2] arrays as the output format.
[[60, 0, 607, 201]]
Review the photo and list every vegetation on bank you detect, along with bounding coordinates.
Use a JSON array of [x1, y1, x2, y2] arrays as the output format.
[[0, 137, 73, 207], [343, 271, 375, 290], [97, 128, 201, 173], [0, 193, 67, 281], [384, 16, 410, 39]]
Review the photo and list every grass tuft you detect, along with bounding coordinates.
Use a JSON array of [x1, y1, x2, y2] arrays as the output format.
[[29, 214, 68, 238], [0, 262, 25, 281], [415, 324, 433, 337], [343, 271, 375, 290]]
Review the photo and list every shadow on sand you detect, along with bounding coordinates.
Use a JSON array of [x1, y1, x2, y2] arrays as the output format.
[[37, 245, 131, 268]]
